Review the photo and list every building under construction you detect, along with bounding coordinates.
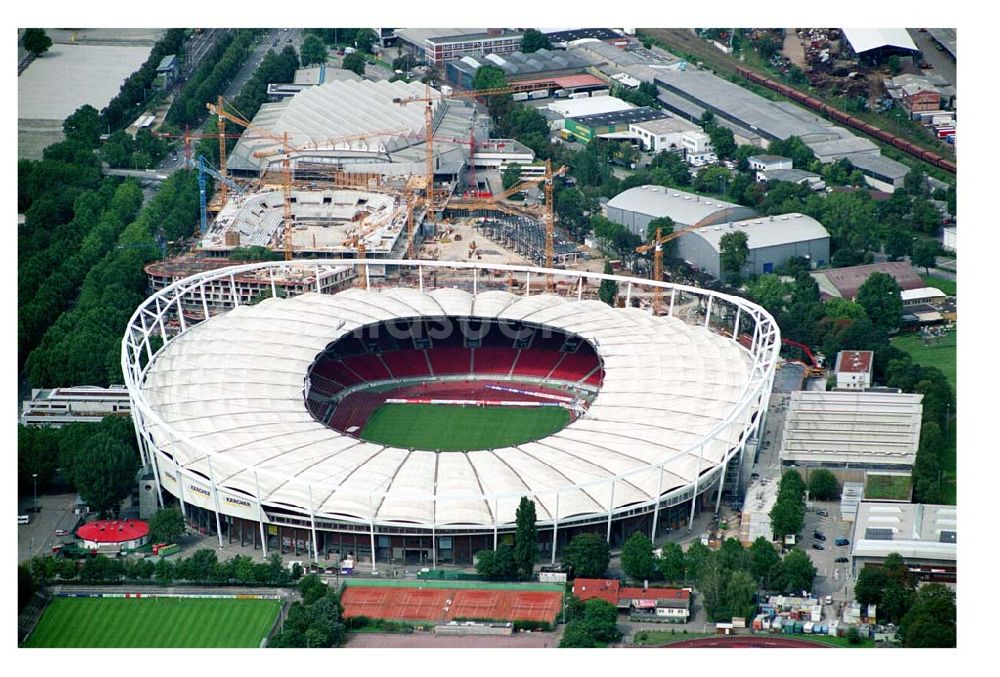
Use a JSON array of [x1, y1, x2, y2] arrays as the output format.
[[199, 187, 416, 261], [145, 256, 356, 317]]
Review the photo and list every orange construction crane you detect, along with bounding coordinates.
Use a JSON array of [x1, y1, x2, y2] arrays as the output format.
[[152, 125, 243, 168], [392, 83, 538, 221], [634, 223, 713, 314]]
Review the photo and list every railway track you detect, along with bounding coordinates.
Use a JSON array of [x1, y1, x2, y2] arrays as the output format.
[[639, 28, 955, 174]]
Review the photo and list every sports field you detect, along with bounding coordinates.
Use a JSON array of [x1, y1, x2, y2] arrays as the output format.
[[890, 329, 956, 390], [360, 403, 570, 451], [24, 597, 280, 648]]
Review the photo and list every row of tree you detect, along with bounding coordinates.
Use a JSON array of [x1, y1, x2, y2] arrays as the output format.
[[166, 30, 261, 128], [26, 548, 299, 588], [25, 169, 200, 388], [559, 598, 622, 647], [197, 45, 300, 166], [769, 469, 807, 539], [99, 29, 187, 132]]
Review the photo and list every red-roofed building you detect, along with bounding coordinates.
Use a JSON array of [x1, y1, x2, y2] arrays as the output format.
[[77, 519, 150, 551], [811, 262, 924, 301], [572, 579, 692, 622], [834, 350, 874, 390], [572, 578, 620, 606]]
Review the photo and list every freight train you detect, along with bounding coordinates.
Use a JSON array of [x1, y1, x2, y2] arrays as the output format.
[[734, 66, 956, 174]]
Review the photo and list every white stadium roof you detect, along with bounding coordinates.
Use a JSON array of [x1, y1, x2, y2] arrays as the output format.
[[140, 288, 758, 528]]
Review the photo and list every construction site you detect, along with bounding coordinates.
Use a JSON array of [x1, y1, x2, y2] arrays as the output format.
[[173, 77, 581, 282]]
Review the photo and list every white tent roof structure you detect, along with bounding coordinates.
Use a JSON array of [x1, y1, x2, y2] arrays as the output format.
[[841, 28, 918, 55], [140, 288, 759, 528]]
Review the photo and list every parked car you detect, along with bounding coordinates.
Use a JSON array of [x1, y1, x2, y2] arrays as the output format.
[[816, 509, 829, 517], [811, 543, 825, 550], [813, 531, 827, 541], [824, 595, 833, 604], [835, 556, 850, 563], [54, 528, 69, 536], [835, 537, 850, 546]]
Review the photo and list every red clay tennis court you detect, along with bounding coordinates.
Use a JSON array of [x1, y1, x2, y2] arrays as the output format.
[[341, 586, 563, 624]]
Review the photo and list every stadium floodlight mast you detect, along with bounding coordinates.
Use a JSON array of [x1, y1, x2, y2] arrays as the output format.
[[121, 259, 779, 564]]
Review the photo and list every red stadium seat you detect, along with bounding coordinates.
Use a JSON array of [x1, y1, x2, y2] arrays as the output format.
[[428, 347, 472, 376], [549, 352, 600, 382], [509, 349, 562, 378], [341, 354, 391, 381], [381, 349, 431, 378], [471, 348, 518, 376]]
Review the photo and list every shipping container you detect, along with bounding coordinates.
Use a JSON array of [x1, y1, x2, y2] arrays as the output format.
[[569, 92, 590, 99], [554, 89, 568, 98], [804, 622, 814, 634], [512, 92, 529, 102], [529, 89, 549, 100], [590, 89, 609, 97]]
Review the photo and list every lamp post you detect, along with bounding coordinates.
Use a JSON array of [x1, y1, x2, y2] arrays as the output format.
[[32, 473, 38, 513]]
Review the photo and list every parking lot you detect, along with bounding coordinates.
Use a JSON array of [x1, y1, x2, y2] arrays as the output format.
[[17, 493, 84, 562], [797, 500, 855, 618]]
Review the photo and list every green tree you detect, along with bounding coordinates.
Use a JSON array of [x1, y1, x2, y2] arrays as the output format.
[[778, 549, 816, 594], [726, 569, 758, 621], [18, 425, 60, 490], [807, 469, 840, 501], [658, 542, 685, 584], [298, 574, 329, 606], [845, 626, 863, 644], [559, 620, 599, 647], [67, 433, 139, 516], [63, 105, 103, 147], [475, 543, 518, 580], [645, 216, 675, 252], [749, 536, 780, 586], [354, 29, 378, 54], [147, 507, 185, 544], [621, 532, 658, 581], [884, 227, 913, 261], [719, 230, 750, 282], [853, 566, 888, 607], [598, 260, 618, 307], [514, 496, 538, 580], [856, 271, 903, 334], [911, 238, 939, 275], [19, 565, 36, 613], [22, 28, 52, 57], [684, 541, 711, 583], [581, 598, 622, 644], [472, 65, 512, 122], [900, 584, 956, 648], [502, 162, 523, 192], [341, 52, 366, 76], [562, 533, 610, 578], [520, 29, 552, 53], [301, 35, 328, 66]]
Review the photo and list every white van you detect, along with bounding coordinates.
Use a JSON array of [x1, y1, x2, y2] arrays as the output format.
[[18, 515, 30, 525]]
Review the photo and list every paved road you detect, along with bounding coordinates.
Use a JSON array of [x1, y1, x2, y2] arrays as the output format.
[[17, 493, 84, 563], [907, 29, 956, 90], [103, 167, 173, 182]]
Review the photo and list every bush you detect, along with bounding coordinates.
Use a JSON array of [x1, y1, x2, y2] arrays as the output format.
[[846, 626, 862, 644]]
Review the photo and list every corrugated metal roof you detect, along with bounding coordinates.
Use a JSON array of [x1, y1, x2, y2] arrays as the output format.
[[686, 213, 829, 253], [607, 185, 755, 228], [841, 28, 918, 54]]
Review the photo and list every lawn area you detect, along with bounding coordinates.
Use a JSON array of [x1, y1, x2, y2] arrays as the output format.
[[920, 274, 956, 297], [24, 597, 280, 648], [890, 329, 956, 390], [797, 634, 876, 648], [361, 403, 570, 451], [632, 630, 716, 646], [865, 474, 913, 501]]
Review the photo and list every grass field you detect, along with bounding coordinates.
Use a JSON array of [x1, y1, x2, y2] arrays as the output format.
[[920, 274, 957, 297], [361, 403, 570, 451], [865, 474, 913, 501], [890, 329, 956, 390], [25, 597, 280, 648]]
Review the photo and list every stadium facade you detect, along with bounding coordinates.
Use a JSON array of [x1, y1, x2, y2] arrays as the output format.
[[122, 261, 779, 568]]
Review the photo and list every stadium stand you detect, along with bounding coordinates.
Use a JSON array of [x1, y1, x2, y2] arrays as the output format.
[[509, 349, 562, 377], [381, 349, 432, 378], [428, 347, 473, 376], [328, 390, 387, 432], [551, 352, 600, 382], [470, 348, 519, 376], [341, 354, 392, 381]]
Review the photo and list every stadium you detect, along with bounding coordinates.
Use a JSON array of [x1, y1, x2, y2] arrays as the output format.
[[122, 260, 779, 569]]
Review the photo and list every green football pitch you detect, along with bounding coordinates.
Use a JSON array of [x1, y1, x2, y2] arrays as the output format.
[[24, 597, 280, 648], [361, 403, 571, 451]]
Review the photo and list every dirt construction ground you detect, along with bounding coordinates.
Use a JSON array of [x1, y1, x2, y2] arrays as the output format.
[[346, 630, 560, 648]]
